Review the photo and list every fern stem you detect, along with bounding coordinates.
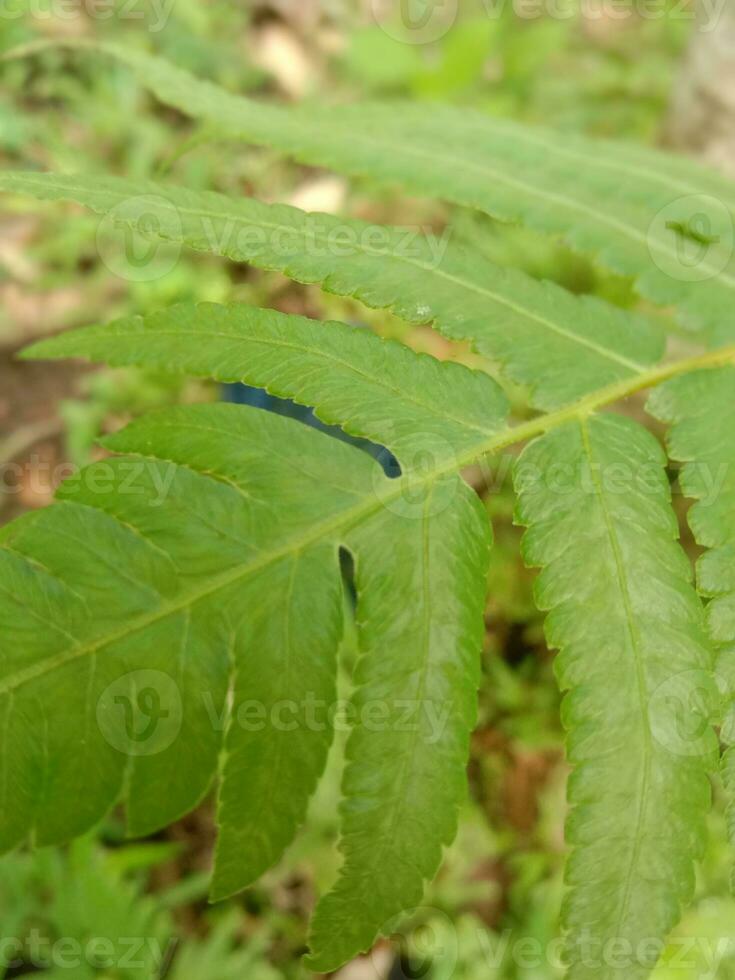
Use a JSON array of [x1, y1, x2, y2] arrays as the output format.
[[379, 341, 735, 508], [456, 341, 735, 470], [3, 342, 733, 703]]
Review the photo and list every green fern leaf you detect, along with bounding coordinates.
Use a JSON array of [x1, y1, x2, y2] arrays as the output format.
[[0, 172, 664, 411], [0, 405, 379, 854], [4, 313, 731, 972], [4, 60, 735, 972], [23, 302, 509, 467], [19, 304, 506, 954], [514, 413, 718, 979], [648, 367, 735, 859], [18, 40, 735, 340], [1, 311, 507, 964], [307, 477, 491, 970]]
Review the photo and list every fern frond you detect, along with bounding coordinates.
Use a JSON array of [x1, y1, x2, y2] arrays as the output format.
[[19, 303, 507, 955], [5, 314, 733, 972], [0, 312, 508, 964], [0, 172, 665, 411], [514, 413, 718, 979], [17, 40, 735, 340], [0, 405, 377, 849], [4, 56, 735, 970]]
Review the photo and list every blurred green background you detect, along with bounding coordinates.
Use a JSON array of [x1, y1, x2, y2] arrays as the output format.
[[1, 2, 734, 977]]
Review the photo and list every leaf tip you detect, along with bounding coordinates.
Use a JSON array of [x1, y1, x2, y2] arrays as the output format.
[[17, 338, 61, 361]]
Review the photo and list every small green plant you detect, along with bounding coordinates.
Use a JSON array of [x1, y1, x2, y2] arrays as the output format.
[[2, 41, 735, 978], [0, 831, 282, 979]]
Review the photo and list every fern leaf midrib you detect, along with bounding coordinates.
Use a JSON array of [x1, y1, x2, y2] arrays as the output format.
[[0, 696, 12, 816], [121, 671, 138, 807], [82, 652, 96, 751], [358, 489, 435, 884], [579, 417, 654, 946], [0, 489, 381, 698], [4, 173, 650, 373], [31, 710, 50, 848]]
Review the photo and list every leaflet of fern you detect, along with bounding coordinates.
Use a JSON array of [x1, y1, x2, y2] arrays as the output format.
[[0, 350, 502, 966], [307, 478, 491, 970], [0, 405, 375, 852], [24, 302, 509, 469], [33, 40, 735, 340], [0, 172, 664, 411], [648, 367, 735, 850], [514, 413, 717, 980]]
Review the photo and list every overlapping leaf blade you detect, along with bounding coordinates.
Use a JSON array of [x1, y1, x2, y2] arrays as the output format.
[[4, 43, 735, 976], [514, 414, 717, 979], [2, 325, 506, 966], [0, 404, 377, 853], [308, 477, 491, 970], [29, 40, 735, 339], [0, 171, 664, 411], [24, 302, 509, 469], [208, 544, 343, 900], [648, 367, 735, 855]]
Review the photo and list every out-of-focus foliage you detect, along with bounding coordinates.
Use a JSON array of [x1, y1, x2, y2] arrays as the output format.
[[338, 0, 689, 137]]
